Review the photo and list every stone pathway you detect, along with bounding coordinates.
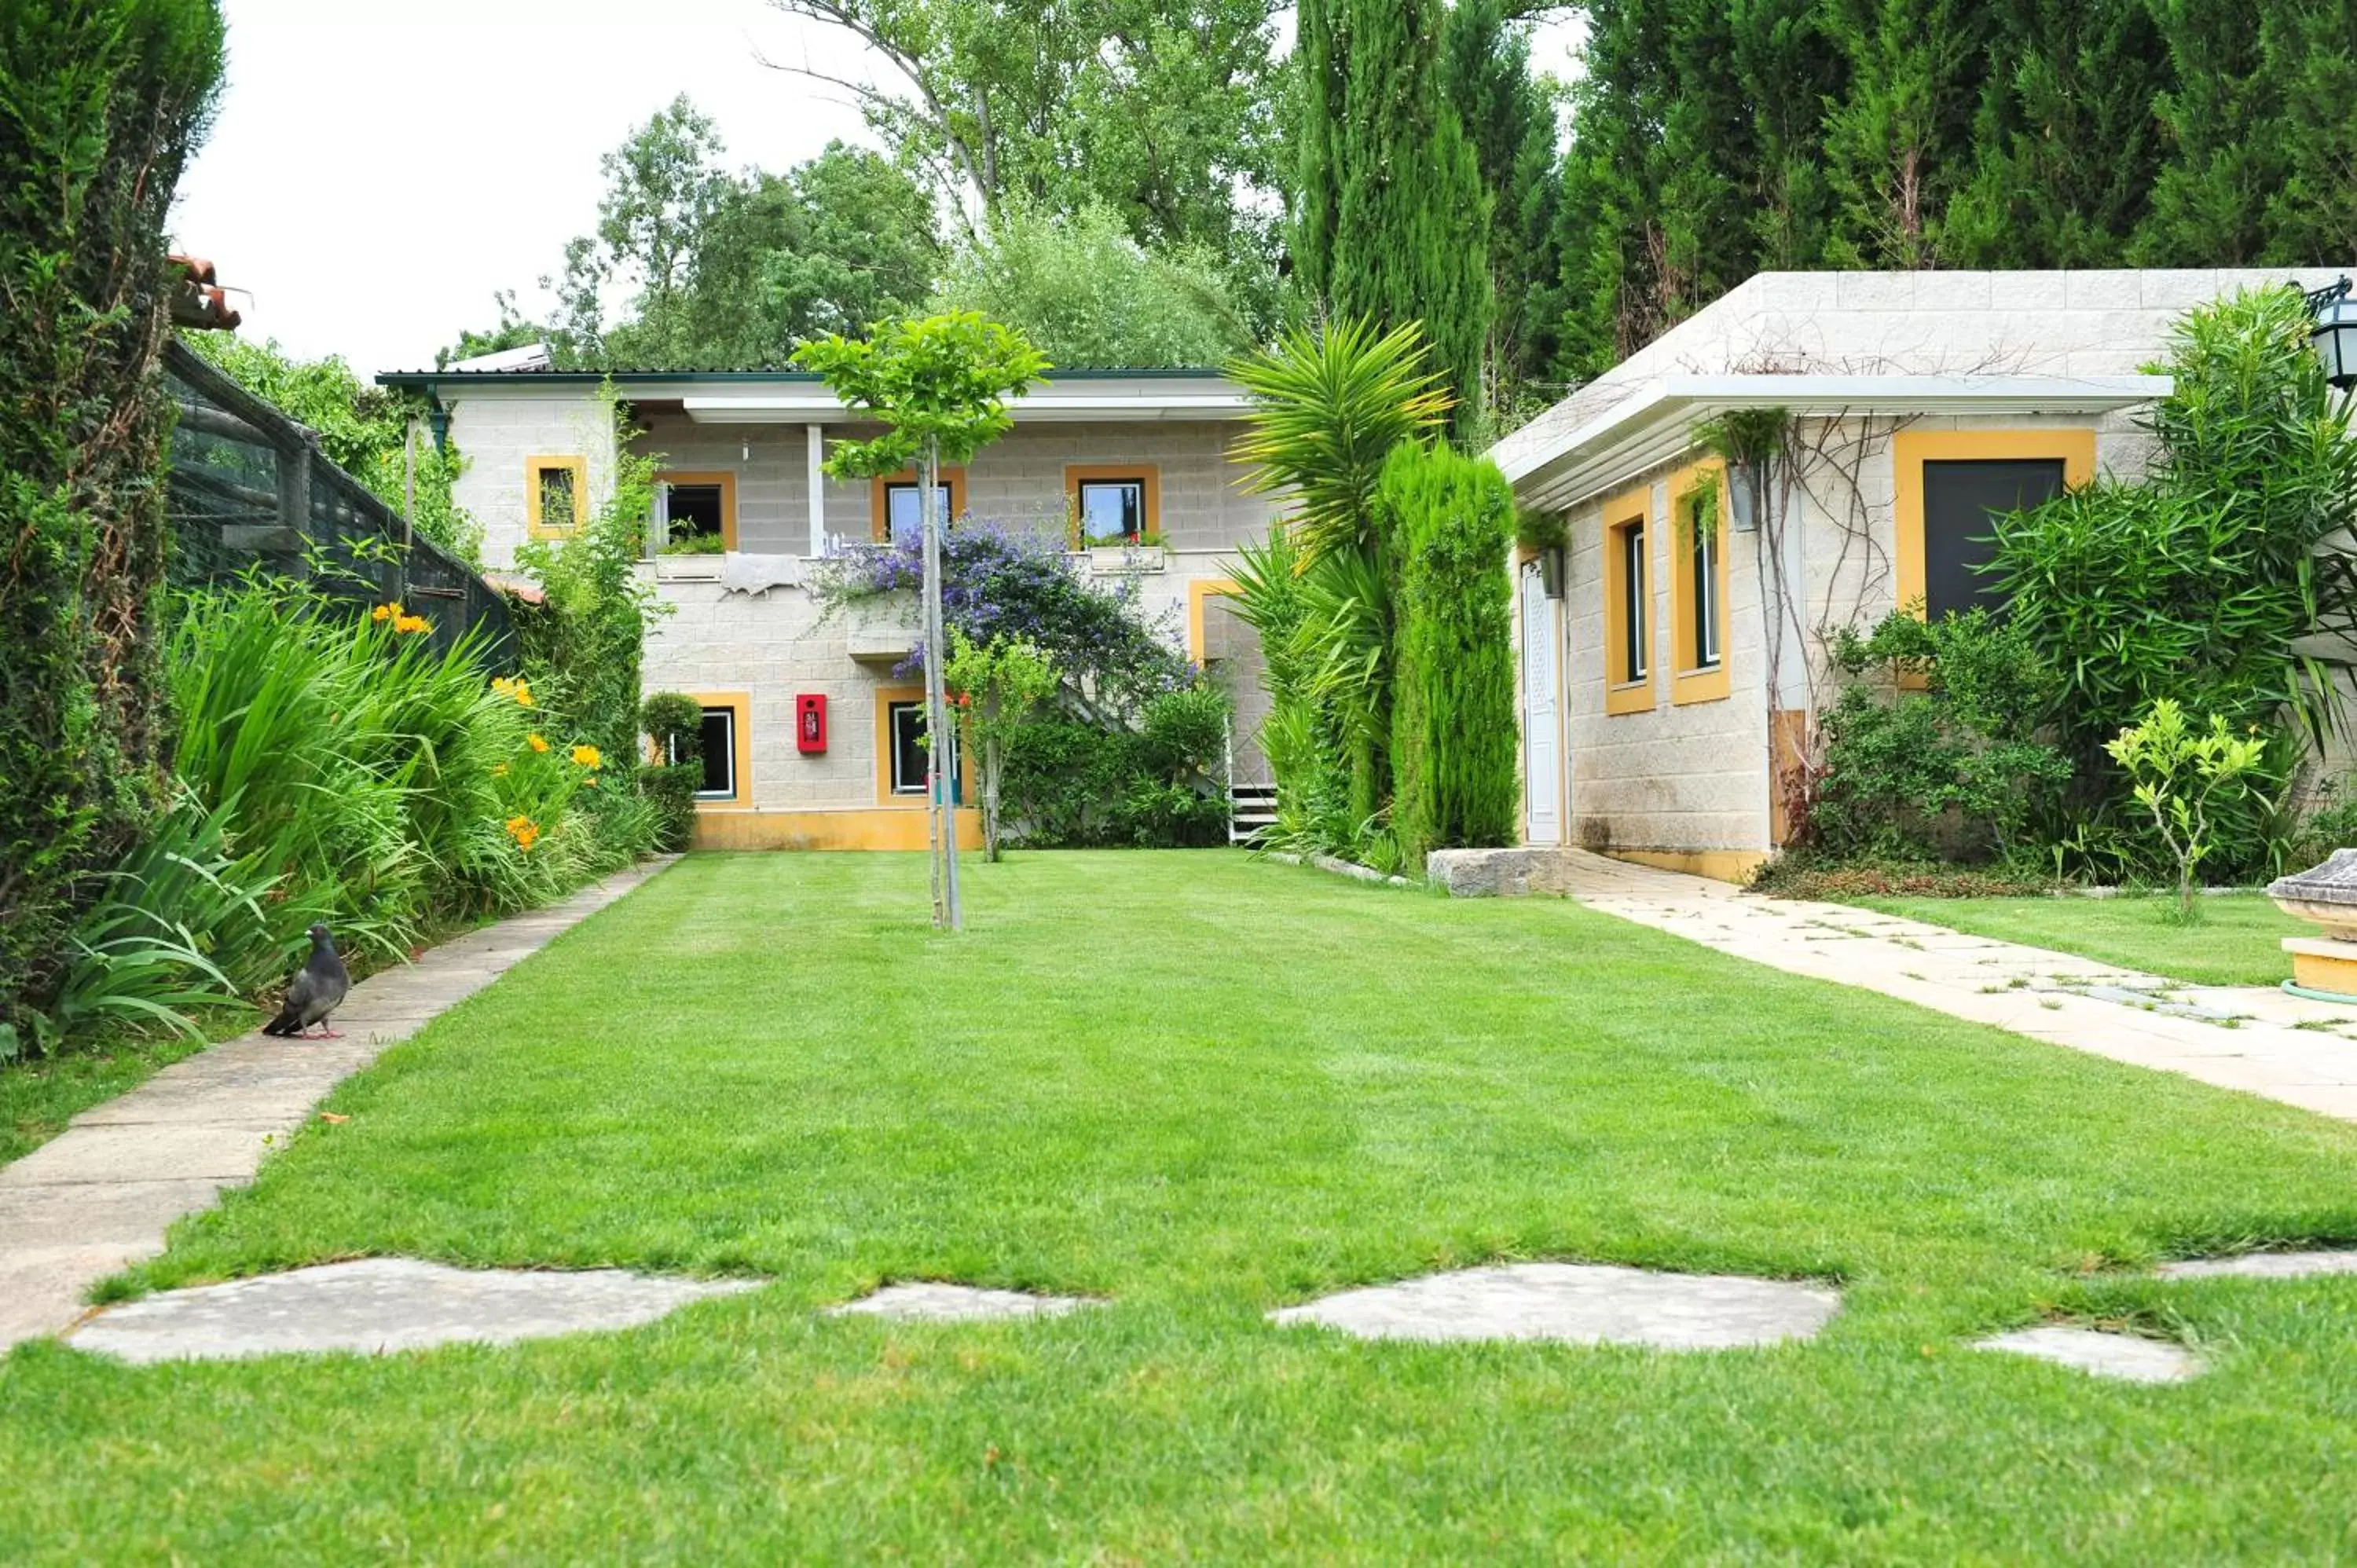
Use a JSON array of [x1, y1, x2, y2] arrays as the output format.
[[830, 1283, 1102, 1323], [1540, 852, 2357, 1124], [0, 858, 676, 1352], [1974, 1325, 2201, 1384], [66, 1257, 751, 1364], [1270, 1263, 1840, 1349]]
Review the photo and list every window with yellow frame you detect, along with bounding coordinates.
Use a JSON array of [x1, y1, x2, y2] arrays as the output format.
[[1065, 464, 1161, 546], [1892, 429, 2095, 621], [525, 455, 588, 539], [1601, 484, 1656, 716], [1668, 463, 1732, 705], [871, 468, 966, 544]]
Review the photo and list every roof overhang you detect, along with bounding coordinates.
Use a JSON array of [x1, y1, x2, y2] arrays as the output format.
[[376, 368, 1251, 423], [681, 376, 1249, 424], [1495, 373, 2174, 512]]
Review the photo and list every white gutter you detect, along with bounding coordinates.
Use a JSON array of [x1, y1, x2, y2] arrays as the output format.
[[1496, 372, 2173, 511]]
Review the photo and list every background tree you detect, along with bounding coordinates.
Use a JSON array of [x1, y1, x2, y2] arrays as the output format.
[[467, 109, 941, 370], [929, 200, 1255, 368], [1441, 0, 1563, 427], [943, 628, 1059, 861], [1292, 0, 1492, 430], [768, 0, 1285, 334], [0, 0, 225, 1049]]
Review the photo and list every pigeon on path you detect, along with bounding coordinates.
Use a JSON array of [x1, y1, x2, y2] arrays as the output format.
[[262, 924, 349, 1039]]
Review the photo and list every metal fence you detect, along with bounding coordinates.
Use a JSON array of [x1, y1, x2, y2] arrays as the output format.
[[163, 339, 516, 668]]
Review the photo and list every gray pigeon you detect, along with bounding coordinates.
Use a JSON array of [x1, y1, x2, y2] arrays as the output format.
[[262, 924, 349, 1039]]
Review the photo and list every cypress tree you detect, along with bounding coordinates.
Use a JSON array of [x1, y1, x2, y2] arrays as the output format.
[[1293, 0, 1491, 431], [1442, 0, 1562, 427], [0, 0, 226, 1044], [1820, 0, 1994, 268], [1946, 0, 2168, 268], [2139, 0, 2281, 265], [1386, 441, 1519, 863]]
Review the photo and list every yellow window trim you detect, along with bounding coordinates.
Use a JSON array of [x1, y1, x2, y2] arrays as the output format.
[[870, 467, 967, 544], [1065, 463, 1163, 546], [874, 683, 973, 807], [654, 469, 739, 552], [525, 455, 589, 540], [1892, 428, 2096, 617], [687, 691, 753, 811], [1187, 577, 1240, 665], [1667, 460, 1733, 706], [1602, 482, 1656, 717]]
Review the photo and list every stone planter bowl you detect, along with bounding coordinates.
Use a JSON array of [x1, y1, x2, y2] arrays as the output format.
[[2269, 848, 2357, 941]]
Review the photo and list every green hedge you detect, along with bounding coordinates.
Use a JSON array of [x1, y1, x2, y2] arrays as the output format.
[[0, 0, 226, 1041], [1383, 440, 1519, 863]]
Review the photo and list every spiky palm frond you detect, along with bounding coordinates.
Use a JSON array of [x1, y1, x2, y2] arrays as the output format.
[[1228, 317, 1452, 562]]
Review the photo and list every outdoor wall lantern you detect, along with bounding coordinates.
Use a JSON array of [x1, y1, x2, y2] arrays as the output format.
[[2304, 276, 2357, 392]]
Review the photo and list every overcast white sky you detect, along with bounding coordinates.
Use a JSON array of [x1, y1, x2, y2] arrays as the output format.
[[172, 0, 1583, 376]]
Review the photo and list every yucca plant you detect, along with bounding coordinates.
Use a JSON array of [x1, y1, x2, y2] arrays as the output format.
[[1229, 317, 1452, 563]]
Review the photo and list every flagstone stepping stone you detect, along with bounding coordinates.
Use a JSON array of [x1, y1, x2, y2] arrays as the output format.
[[2157, 1249, 2357, 1280], [65, 1258, 760, 1364], [829, 1282, 1101, 1322], [1974, 1326, 2201, 1384], [1268, 1263, 1840, 1350]]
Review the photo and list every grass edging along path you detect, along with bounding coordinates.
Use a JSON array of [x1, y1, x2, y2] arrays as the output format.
[[1850, 891, 2310, 987], [11, 850, 2357, 1559]]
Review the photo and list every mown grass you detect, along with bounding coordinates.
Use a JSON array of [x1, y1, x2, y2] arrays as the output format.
[[1855, 891, 2311, 987], [8, 851, 2357, 1563]]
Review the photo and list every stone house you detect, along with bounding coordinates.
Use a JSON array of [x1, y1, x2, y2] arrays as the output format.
[[1489, 268, 2350, 882], [376, 365, 1277, 850]]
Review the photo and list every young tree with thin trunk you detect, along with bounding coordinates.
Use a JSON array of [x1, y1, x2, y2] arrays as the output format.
[[794, 313, 1048, 929]]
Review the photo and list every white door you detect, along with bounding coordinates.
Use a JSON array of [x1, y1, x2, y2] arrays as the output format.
[[1521, 566, 1563, 845]]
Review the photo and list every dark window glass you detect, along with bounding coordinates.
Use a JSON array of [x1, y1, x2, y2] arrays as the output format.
[[885, 482, 953, 544], [666, 483, 724, 547], [889, 702, 928, 794], [1077, 478, 1146, 544], [1922, 459, 2065, 619], [696, 708, 735, 798], [1691, 495, 1720, 670], [1621, 522, 1648, 680]]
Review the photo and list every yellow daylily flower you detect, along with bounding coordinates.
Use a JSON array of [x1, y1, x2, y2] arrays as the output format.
[[570, 745, 603, 768], [528, 734, 550, 753]]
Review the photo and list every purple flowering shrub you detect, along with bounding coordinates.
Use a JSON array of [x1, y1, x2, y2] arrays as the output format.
[[808, 518, 1194, 716]]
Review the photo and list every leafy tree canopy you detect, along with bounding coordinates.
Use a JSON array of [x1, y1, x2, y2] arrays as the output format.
[[769, 0, 1285, 335], [929, 200, 1255, 368], [450, 99, 942, 370]]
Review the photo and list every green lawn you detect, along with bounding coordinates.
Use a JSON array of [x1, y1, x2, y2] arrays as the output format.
[[9, 852, 2357, 1562], [1, 1007, 251, 1166], [1854, 891, 2311, 987]]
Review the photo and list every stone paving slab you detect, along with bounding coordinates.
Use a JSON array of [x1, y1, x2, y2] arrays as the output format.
[[0, 857, 676, 1351], [829, 1283, 1102, 1322], [1974, 1326, 2202, 1383], [65, 1258, 758, 1363], [1270, 1263, 1840, 1350], [2157, 1249, 2357, 1280], [1538, 851, 2357, 1123]]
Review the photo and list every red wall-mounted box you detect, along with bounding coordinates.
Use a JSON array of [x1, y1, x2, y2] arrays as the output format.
[[795, 693, 827, 754]]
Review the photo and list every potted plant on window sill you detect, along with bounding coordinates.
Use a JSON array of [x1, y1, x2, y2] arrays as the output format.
[[653, 533, 728, 581], [1084, 529, 1168, 573]]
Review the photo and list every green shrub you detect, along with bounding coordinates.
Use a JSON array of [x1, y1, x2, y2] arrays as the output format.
[[0, 0, 227, 1039], [1383, 440, 1519, 863], [1000, 681, 1233, 849], [1808, 610, 2072, 865], [639, 691, 704, 852]]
